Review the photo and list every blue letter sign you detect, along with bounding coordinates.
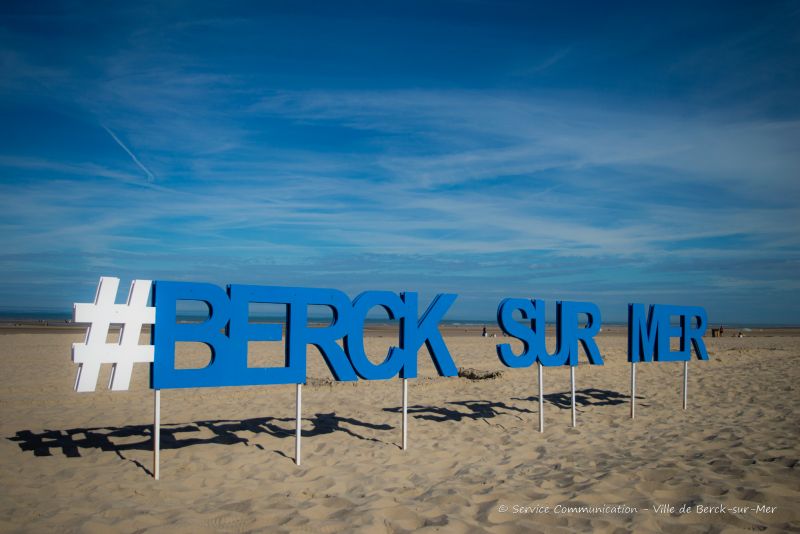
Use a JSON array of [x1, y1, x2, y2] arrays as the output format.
[[152, 281, 458, 389], [73, 276, 713, 396], [627, 303, 708, 362], [495, 299, 604, 368]]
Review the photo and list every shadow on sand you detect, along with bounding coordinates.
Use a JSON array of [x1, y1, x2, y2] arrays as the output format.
[[512, 387, 642, 409], [8, 388, 639, 474], [383, 388, 641, 423], [7, 412, 394, 474]]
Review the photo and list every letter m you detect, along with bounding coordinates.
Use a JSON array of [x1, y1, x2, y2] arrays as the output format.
[[628, 303, 657, 363]]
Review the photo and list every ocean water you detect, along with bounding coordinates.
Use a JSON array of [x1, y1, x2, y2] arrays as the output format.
[[0, 310, 795, 329]]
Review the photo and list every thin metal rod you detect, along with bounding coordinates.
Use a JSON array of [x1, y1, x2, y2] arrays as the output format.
[[538, 362, 544, 433], [295, 383, 302, 465], [402, 378, 408, 450], [631, 362, 636, 419], [154, 389, 160, 480], [570, 366, 576, 427], [683, 361, 688, 410]]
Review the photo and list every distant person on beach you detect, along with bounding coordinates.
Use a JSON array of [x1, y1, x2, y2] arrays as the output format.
[[482, 326, 487, 337]]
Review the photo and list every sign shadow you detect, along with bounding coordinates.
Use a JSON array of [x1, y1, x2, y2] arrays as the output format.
[[7, 413, 395, 475], [512, 387, 645, 409]]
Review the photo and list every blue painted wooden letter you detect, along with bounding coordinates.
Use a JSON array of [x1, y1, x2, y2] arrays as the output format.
[[627, 303, 709, 362], [399, 293, 458, 378]]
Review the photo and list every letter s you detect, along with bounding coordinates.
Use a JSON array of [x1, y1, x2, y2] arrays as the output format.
[[496, 298, 537, 368]]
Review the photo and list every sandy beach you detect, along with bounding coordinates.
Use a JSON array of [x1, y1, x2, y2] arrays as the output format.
[[1, 326, 798, 533]]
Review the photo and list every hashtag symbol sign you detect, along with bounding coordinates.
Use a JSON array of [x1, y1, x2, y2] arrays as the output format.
[[72, 276, 155, 392]]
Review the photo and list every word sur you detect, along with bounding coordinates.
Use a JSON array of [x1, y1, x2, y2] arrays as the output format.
[[495, 299, 604, 367]]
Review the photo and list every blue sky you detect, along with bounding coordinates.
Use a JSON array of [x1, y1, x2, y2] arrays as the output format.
[[1, 1, 798, 323]]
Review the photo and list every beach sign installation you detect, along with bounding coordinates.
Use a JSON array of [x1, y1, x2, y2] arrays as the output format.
[[69, 276, 711, 395], [70, 276, 709, 478]]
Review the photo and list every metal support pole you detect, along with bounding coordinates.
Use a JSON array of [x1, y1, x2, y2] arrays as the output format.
[[570, 366, 576, 427], [683, 361, 688, 410], [296, 383, 302, 465], [538, 362, 544, 433], [631, 362, 636, 419], [402, 378, 408, 450], [154, 389, 160, 480]]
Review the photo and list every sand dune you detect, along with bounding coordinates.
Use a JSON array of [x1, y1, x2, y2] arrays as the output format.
[[1, 330, 798, 533]]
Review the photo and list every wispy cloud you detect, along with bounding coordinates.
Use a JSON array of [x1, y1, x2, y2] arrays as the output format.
[[251, 89, 800, 195], [0, 3, 798, 322], [101, 125, 155, 182]]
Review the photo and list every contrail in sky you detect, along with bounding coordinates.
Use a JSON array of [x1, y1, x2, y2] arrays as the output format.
[[102, 125, 155, 182]]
